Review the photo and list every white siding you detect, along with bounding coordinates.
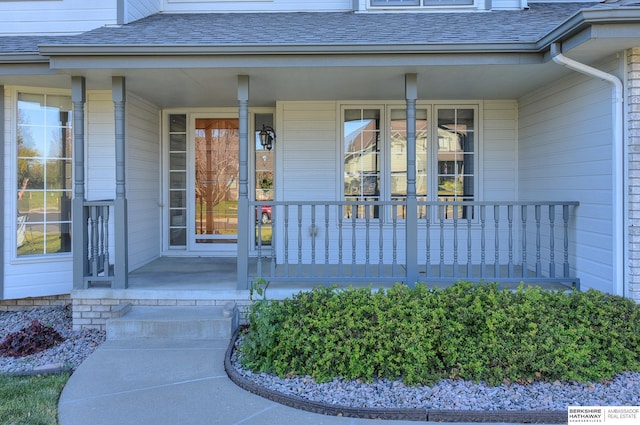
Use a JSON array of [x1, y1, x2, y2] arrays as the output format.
[[124, 0, 162, 23], [125, 93, 161, 270], [2, 86, 72, 299], [518, 56, 620, 294], [0, 1, 117, 35], [278, 101, 337, 201], [163, 0, 352, 13], [482, 100, 518, 201], [86, 91, 116, 201]]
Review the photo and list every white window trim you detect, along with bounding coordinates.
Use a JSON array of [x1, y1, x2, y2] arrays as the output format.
[[339, 101, 481, 221], [368, 0, 481, 11], [9, 86, 73, 263]]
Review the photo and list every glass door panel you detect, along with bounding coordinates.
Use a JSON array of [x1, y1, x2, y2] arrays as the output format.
[[194, 118, 239, 245]]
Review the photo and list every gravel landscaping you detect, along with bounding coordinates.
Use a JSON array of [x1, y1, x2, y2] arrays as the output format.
[[0, 305, 105, 375]]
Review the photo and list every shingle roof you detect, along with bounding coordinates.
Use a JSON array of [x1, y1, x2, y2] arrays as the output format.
[[0, 2, 633, 56], [52, 3, 586, 47], [0, 36, 72, 56]]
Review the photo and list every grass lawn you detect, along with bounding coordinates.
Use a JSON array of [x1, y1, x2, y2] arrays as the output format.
[[0, 373, 70, 425]]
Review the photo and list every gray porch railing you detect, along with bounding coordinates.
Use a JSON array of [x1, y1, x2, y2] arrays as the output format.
[[251, 200, 580, 289], [82, 200, 114, 287]]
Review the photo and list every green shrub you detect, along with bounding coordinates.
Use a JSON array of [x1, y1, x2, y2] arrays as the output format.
[[238, 281, 640, 386]]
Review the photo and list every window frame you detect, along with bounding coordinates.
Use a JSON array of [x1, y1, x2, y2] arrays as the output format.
[[369, 0, 477, 9], [340, 102, 479, 222], [13, 87, 73, 260]]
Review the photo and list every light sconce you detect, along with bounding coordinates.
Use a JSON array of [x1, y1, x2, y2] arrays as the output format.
[[259, 125, 276, 151]]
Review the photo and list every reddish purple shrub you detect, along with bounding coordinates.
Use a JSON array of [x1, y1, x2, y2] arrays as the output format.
[[0, 320, 64, 358]]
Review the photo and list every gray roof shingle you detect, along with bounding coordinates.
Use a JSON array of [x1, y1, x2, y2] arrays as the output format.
[[0, 3, 634, 56], [52, 3, 586, 47]]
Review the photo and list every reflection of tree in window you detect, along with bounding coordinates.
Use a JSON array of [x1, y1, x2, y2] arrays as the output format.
[[16, 93, 72, 256], [194, 119, 239, 236], [437, 108, 475, 219]]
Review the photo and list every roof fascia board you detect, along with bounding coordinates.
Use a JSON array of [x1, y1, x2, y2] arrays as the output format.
[[39, 42, 540, 57], [537, 8, 640, 51], [0, 63, 58, 75], [0, 55, 49, 64], [48, 52, 542, 70]]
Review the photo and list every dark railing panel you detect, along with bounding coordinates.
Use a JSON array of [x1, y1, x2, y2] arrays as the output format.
[[250, 200, 580, 289]]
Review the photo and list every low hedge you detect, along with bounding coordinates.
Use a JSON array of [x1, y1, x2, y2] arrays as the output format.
[[238, 281, 640, 386]]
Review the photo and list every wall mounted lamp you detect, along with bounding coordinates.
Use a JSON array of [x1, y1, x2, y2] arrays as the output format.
[[259, 125, 276, 151]]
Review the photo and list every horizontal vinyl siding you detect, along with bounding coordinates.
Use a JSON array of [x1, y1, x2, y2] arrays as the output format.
[[0, 1, 116, 35], [163, 0, 351, 12], [482, 100, 518, 201], [279, 102, 337, 200], [126, 93, 161, 271], [518, 56, 619, 293], [86, 91, 116, 201]]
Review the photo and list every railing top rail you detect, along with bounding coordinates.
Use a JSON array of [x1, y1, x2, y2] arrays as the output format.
[[249, 200, 580, 207], [83, 199, 115, 207]]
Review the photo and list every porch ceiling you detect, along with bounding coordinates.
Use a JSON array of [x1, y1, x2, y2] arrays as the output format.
[[50, 61, 572, 109]]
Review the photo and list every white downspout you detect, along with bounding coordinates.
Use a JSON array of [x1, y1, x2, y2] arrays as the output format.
[[551, 43, 625, 297]]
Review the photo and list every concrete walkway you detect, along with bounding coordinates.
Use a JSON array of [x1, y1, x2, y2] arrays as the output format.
[[58, 338, 556, 425]]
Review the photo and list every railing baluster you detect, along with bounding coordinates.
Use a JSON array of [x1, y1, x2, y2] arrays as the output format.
[[453, 204, 459, 279], [508, 205, 514, 278], [310, 204, 316, 278], [256, 205, 263, 278], [467, 205, 472, 278], [563, 204, 570, 278], [494, 205, 500, 278], [284, 205, 290, 276], [351, 204, 357, 277], [521, 205, 527, 279], [425, 204, 431, 278], [90, 206, 99, 277], [103, 205, 110, 276], [439, 205, 445, 278], [549, 204, 556, 278], [535, 204, 542, 278], [325, 205, 330, 279], [365, 204, 370, 278], [297, 204, 303, 277], [338, 205, 343, 278], [480, 205, 486, 278], [271, 205, 276, 277], [379, 203, 384, 278], [392, 205, 398, 279]]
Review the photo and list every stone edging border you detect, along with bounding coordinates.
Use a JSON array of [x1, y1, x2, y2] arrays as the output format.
[[223, 329, 568, 423]]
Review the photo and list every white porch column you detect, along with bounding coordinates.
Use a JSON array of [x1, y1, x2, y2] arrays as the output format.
[[405, 73, 418, 286], [113, 76, 128, 289], [237, 75, 250, 290], [71, 77, 87, 289]]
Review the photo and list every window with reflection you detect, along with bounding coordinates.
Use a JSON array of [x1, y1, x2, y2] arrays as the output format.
[[343, 109, 381, 219], [437, 107, 475, 218], [17, 93, 72, 256], [390, 109, 429, 219], [342, 104, 477, 221]]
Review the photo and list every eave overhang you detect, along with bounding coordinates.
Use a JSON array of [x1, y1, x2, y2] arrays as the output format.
[[33, 7, 640, 71]]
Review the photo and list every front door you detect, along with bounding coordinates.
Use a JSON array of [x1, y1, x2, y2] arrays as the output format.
[[191, 116, 239, 251]]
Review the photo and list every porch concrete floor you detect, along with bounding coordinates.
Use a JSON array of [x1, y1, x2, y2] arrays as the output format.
[[126, 257, 574, 297]]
